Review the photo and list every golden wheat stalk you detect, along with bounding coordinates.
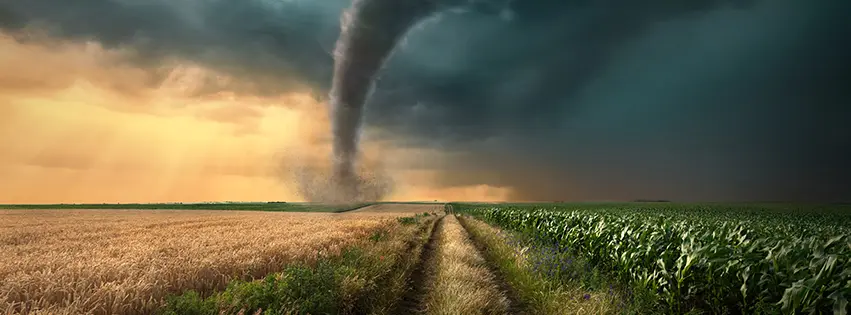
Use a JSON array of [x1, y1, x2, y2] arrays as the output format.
[[0, 210, 401, 315]]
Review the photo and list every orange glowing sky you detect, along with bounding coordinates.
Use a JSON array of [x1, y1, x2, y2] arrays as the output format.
[[0, 33, 511, 203]]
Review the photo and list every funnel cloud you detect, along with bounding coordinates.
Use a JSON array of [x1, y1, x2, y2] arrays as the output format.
[[326, 0, 437, 201]]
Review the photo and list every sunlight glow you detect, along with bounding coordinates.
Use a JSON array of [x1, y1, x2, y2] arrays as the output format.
[[0, 32, 512, 203]]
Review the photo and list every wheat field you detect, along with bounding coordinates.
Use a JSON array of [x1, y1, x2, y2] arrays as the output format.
[[0, 209, 395, 315]]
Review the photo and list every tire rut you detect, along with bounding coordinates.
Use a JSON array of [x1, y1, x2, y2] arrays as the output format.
[[457, 215, 528, 315], [393, 214, 445, 314]]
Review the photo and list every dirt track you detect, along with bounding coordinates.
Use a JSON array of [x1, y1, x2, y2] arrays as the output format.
[[344, 203, 444, 216]]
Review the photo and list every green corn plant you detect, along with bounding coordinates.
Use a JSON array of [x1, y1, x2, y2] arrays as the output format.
[[453, 203, 851, 315]]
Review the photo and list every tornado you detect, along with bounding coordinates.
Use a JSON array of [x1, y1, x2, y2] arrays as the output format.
[[328, 0, 437, 200]]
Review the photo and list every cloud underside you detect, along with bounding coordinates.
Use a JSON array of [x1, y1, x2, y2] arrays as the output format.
[[1, 0, 850, 201]]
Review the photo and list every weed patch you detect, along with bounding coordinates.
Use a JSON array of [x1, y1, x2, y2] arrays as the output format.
[[458, 215, 635, 314]]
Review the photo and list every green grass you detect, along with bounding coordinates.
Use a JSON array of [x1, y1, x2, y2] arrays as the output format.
[[458, 214, 649, 314], [162, 249, 370, 315], [0, 202, 373, 212], [454, 203, 851, 314]]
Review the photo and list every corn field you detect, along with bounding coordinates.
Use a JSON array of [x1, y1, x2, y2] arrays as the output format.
[[456, 204, 851, 314]]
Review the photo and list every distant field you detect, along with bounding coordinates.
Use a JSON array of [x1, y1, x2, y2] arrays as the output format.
[[0, 202, 371, 212], [463, 201, 851, 210]]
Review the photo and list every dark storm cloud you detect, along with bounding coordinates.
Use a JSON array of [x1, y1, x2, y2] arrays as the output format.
[[0, 0, 349, 95], [2, 0, 849, 201], [366, 0, 851, 201]]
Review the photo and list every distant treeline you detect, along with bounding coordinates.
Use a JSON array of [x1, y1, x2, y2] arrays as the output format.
[[549, 200, 672, 203], [0, 202, 371, 213]]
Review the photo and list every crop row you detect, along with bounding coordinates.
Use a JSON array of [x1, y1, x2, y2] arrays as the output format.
[[455, 205, 850, 314]]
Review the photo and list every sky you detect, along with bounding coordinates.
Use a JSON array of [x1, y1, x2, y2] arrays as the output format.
[[1, 0, 849, 203]]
